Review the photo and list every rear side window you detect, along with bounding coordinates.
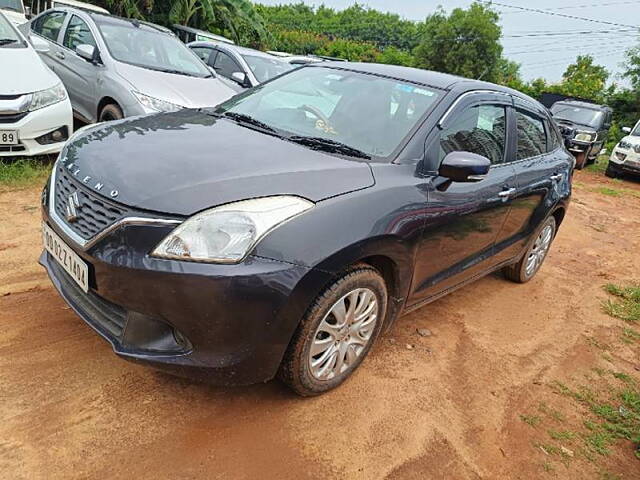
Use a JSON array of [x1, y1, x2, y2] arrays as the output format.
[[439, 104, 506, 165], [63, 15, 96, 51], [32, 11, 66, 42], [516, 110, 546, 160]]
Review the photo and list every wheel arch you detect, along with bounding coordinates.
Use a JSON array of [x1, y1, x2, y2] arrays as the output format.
[[97, 96, 121, 120]]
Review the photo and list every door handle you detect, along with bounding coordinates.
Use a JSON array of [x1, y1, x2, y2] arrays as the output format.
[[55, 51, 65, 60], [498, 187, 516, 198], [550, 173, 563, 182]]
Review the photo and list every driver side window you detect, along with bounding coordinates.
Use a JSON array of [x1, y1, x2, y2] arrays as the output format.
[[439, 104, 506, 165], [63, 15, 96, 51], [213, 51, 242, 79]]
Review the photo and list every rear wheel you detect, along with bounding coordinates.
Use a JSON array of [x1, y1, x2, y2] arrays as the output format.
[[279, 265, 387, 396], [99, 103, 123, 122], [504, 216, 556, 283]]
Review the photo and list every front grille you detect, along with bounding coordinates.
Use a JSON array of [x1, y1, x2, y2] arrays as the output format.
[[0, 145, 25, 153], [50, 254, 127, 339], [0, 112, 28, 124], [53, 166, 129, 240]]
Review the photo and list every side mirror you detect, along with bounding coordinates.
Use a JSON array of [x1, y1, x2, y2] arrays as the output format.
[[231, 71, 249, 87], [76, 44, 97, 62], [439, 151, 491, 183], [622, 126, 632, 134], [30, 35, 49, 53]]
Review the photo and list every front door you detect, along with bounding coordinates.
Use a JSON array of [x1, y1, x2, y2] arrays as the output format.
[[409, 94, 518, 305], [57, 14, 98, 122], [30, 10, 67, 73]]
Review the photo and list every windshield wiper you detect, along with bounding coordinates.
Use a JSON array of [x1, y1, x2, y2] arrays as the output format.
[[0, 38, 18, 46], [222, 112, 278, 134], [287, 135, 371, 159], [145, 66, 199, 77]]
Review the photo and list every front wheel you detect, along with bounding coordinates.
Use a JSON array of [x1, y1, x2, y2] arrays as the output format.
[[605, 163, 619, 178], [504, 216, 557, 283], [279, 265, 387, 396], [99, 103, 124, 122]]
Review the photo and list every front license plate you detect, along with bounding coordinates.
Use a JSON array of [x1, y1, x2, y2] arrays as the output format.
[[42, 222, 89, 293], [0, 130, 18, 145]]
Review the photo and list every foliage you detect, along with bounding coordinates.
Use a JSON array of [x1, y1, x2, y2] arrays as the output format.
[[623, 44, 640, 91], [413, 3, 503, 83], [255, 3, 421, 51], [559, 55, 609, 104], [318, 38, 379, 62], [0, 158, 52, 188], [603, 283, 640, 323]]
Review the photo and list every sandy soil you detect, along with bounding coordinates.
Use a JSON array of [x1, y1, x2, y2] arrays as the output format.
[[1, 170, 639, 479]]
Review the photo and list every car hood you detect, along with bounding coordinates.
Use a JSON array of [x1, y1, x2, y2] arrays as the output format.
[[0, 46, 59, 94], [553, 118, 596, 133], [1, 9, 27, 26], [620, 135, 640, 147], [114, 62, 237, 108], [60, 110, 375, 216]]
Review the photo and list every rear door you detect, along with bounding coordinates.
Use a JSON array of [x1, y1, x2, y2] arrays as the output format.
[[30, 10, 67, 72], [493, 98, 571, 262], [57, 14, 98, 121], [409, 92, 518, 303]]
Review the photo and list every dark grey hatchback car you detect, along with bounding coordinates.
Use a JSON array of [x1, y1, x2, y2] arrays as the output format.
[[40, 63, 573, 395]]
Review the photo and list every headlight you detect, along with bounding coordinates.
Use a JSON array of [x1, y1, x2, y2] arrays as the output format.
[[133, 91, 183, 113], [28, 83, 67, 111], [574, 131, 596, 142], [152, 196, 314, 263], [634, 144, 640, 154]]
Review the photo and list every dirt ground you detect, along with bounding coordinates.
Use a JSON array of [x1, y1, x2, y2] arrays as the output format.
[[1, 170, 639, 479]]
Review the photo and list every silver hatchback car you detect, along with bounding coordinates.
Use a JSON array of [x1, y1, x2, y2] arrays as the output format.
[[29, 8, 237, 122]]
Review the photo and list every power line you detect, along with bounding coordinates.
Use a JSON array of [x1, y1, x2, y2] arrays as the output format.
[[503, 28, 638, 38], [486, 1, 639, 29], [500, 1, 640, 13]]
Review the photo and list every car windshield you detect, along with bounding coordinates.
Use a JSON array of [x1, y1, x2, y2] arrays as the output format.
[[0, 0, 23, 13], [216, 66, 441, 159], [241, 54, 295, 83], [96, 19, 211, 78], [630, 122, 640, 136], [551, 104, 604, 128], [0, 11, 23, 46]]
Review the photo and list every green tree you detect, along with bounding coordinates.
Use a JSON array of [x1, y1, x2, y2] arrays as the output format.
[[413, 2, 502, 82], [623, 44, 640, 91], [559, 55, 609, 102]]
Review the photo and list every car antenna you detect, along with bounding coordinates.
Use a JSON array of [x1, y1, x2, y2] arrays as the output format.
[[131, 19, 140, 28]]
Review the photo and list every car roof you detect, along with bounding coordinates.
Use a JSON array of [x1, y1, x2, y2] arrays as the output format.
[[189, 42, 284, 60], [551, 99, 610, 111], [310, 62, 541, 101], [52, 0, 109, 14]]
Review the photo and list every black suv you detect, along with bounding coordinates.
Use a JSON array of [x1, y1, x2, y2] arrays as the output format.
[[40, 63, 573, 395], [550, 100, 612, 169]]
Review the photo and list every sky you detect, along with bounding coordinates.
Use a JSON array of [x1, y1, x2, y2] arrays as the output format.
[[258, 0, 640, 85]]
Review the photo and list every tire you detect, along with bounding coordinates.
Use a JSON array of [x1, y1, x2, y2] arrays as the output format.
[[99, 103, 124, 122], [279, 265, 387, 396], [605, 164, 618, 178], [504, 216, 557, 284], [574, 152, 587, 170]]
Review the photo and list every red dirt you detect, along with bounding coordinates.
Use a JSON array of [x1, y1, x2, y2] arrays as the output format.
[[1, 171, 639, 479]]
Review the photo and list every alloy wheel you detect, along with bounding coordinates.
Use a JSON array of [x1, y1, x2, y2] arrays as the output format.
[[308, 288, 378, 380], [525, 224, 554, 278]]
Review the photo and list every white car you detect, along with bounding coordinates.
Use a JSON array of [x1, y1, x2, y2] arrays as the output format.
[[0, 10, 72, 156], [606, 120, 640, 178]]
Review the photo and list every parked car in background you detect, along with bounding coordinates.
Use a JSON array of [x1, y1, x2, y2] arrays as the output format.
[[550, 99, 612, 169], [606, 120, 640, 178], [172, 24, 233, 45], [1, 0, 27, 26], [0, 10, 72, 156], [30, 0, 108, 15], [188, 42, 295, 90], [29, 8, 237, 122], [267, 50, 324, 65], [40, 63, 572, 395]]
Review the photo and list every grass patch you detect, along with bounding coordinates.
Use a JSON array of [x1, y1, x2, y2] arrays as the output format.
[[552, 379, 640, 459], [548, 429, 576, 441], [521, 414, 542, 427], [0, 158, 52, 189], [595, 186, 622, 197], [622, 327, 640, 344], [585, 155, 608, 174], [538, 402, 566, 422], [603, 283, 640, 323]]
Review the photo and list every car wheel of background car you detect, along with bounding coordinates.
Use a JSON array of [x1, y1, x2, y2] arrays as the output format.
[[99, 104, 124, 122], [605, 163, 619, 178], [279, 265, 387, 396], [574, 152, 587, 170], [503, 216, 557, 284]]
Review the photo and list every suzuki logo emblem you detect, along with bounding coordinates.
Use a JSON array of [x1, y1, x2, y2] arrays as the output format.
[[66, 191, 80, 223]]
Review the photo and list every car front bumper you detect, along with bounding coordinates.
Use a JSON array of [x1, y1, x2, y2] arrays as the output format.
[[609, 148, 640, 176], [567, 139, 599, 160], [40, 196, 330, 385], [0, 99, 73, 157]]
